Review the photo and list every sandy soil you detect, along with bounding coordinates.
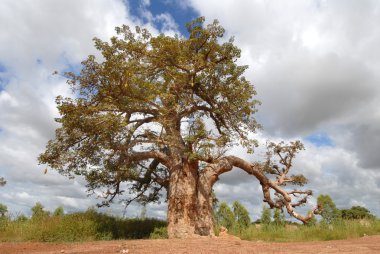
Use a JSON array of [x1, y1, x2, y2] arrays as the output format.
[[1, 235, 380, 254]]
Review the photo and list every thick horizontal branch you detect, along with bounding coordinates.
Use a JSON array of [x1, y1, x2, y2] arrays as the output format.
[[128, 151, 171, 168]]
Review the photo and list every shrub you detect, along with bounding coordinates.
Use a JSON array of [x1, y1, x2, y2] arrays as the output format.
[[149, 227, 168, 239], [0, 207, 166, 242]]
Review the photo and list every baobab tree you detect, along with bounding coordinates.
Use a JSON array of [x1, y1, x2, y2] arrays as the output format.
[[39, 17, 319, 238]]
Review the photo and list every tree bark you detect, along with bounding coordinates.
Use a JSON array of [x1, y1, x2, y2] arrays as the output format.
[[167, 160, 215, 238]]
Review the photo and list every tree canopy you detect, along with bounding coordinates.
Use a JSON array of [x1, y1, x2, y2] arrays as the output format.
[[232, 201, 251, 229], [260, 205, 272, 225], [341, 206, 375, 220], [317, 194, 340, 224], [39, 17, 260, 206], [215, 201, 235, 230], [273, 208, 285, 226], [31, 202, 50, 220]]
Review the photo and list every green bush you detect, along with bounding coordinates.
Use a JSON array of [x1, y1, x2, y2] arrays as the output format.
[[239, 219, 380, 242], [0, 208, 166, 242], [25, 215, 98, 242], [149, 227, 168, 239]]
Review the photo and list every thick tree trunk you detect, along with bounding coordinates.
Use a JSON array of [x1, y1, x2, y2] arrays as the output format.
[[167, 161, 214, 238], [194, 170, 215, 237]]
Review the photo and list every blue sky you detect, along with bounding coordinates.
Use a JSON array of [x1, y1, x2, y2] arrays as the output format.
[[1, 0, 380, 221], [0, 62, 8, 92], [128, 0, 198, 35], [305, 133, 334, 147]]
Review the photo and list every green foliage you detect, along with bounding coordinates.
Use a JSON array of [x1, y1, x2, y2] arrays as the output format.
[[80, 208, 166, 239], [215, 201, 236, 231], [305, 213, 317, 227], [341, 206, 376, 220], [260, 205, 272, 225], [232, 201, 251, 231], [53, 206, 64, 217], [240, 219, 380, 242], [31, 202, 50, 220], [0, 207, 166, 242], [149, 227, 168, 239], [273, 208, 285, 226], [1, 204, 379, 243], [15, 214, 28, 222], [0, 203, 8, 217], [214, 200, 252, 235], [317, 195, 340, 224]]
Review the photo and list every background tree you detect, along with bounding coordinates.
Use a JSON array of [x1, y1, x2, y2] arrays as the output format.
[[232, 201, 251, 232], [15, 214, 28, 222], [260, 205, 272, 226], [305, 210, 317, 226], [31, 202, 50, 220], [39, 17, 319, 238], [53, 206, 64, 217], [317, 194, 340, 224], [341, 206, 375, 220], [215, 201, 235, 231], [273, 208, 285, 226]]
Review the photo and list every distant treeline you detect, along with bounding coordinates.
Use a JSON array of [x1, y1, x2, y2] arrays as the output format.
[[213, 198, 380, 242]]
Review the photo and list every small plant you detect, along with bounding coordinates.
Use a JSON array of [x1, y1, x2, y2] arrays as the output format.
[[149, 227, 168, 239]]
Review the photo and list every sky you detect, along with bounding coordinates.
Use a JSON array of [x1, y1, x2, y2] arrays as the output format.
[[1, 0, 380, 221]]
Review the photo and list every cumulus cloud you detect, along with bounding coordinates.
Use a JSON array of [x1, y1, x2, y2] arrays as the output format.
[[343, 122, 380, 169]]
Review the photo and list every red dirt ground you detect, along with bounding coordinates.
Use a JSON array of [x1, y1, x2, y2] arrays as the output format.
[[1, 235, 380, 254]]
